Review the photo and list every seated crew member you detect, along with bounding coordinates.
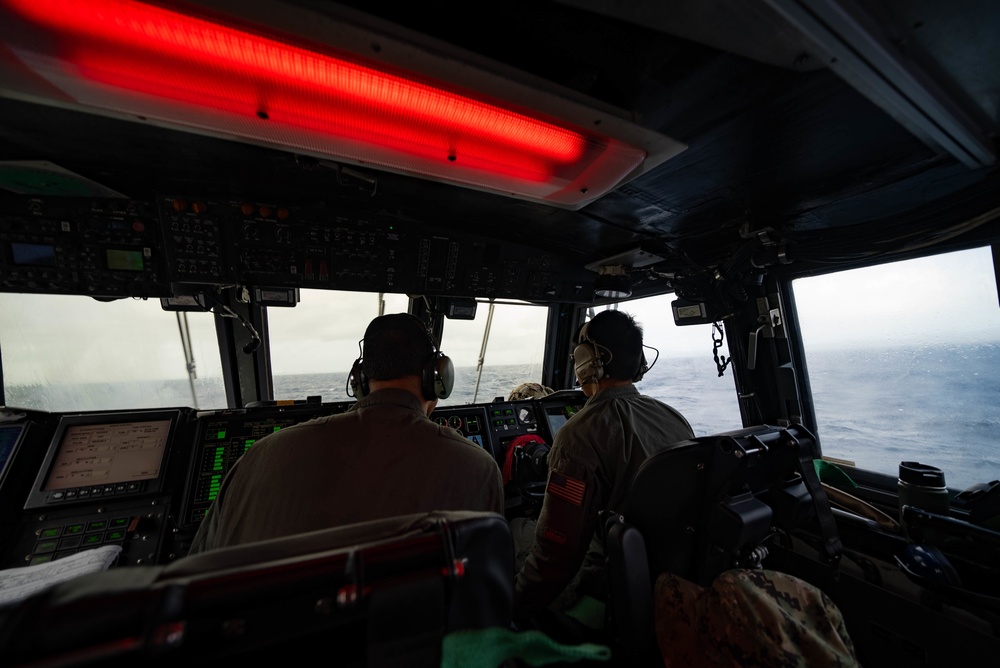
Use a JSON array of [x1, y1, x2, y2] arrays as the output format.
[[513, 310, 695, 623], [190, 312, 504, 553]]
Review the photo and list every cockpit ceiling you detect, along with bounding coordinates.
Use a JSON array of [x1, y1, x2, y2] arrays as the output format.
[[0, 0, 998, 286]]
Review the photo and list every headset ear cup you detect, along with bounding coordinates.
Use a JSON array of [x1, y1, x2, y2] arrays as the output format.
[[590, 343, 604, 382], [421, 351, 452, 400], [435, 354, 454, 399], [422, 351, 454, 400], [349, 358, 369, 399], [573, 341, 603, 384]]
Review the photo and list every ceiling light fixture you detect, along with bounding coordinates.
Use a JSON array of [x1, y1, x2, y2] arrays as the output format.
[[594, 265, 632, 300], [0, 0, 686, 208]]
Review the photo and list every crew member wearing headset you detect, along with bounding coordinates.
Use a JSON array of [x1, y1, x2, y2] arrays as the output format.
[[191, 312, 504, 553], [513, 310, 694, 625]]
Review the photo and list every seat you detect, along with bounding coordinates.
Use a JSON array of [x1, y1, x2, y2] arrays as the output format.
[[602, 424, 839, 660], [0, 510, 513, 667]]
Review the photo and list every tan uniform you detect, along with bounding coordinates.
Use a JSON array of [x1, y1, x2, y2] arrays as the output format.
[[191, 388, 504, 553], [514, 385, 694, 617]]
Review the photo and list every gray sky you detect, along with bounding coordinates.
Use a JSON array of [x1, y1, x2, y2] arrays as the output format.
[[792, 246, 1000, 350], [1, 246, 996, 384]]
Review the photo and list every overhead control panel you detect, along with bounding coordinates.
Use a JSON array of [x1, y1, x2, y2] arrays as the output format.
[[162, 197, 594, 302], [0, 195, 595, 301], [0, 197, 165, 297], [160, 197, 229, 284]]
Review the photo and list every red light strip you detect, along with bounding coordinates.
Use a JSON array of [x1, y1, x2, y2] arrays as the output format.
[[75, 53, 563, 182], [2, 0, 651, 202]]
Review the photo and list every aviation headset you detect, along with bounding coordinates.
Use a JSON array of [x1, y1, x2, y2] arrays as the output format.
[[348, 314, 455, 401], [572, 318, 648, 386]]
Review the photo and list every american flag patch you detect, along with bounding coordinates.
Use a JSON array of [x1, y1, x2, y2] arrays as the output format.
[[547, 471, 586, 506]]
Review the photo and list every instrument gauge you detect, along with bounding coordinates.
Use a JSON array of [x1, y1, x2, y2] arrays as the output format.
[[435, 417, 448, 427], [448, 416, 463, 430], [518, 407, 535, 423]]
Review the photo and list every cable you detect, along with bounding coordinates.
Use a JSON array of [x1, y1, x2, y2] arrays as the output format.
[[200, 290, 261, 355], [642, 343, 660, 376]]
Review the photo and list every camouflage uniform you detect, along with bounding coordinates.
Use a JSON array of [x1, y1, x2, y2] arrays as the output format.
[[655, 569, 861, 667], [508, 382, 555, 400]]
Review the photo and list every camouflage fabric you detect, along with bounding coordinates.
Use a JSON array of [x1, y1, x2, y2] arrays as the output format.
[[508, 382, 555, 400], [654, 569, 860, 668]]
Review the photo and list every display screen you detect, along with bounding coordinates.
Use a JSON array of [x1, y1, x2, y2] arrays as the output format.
[[545, 402, 581, 439], [11, 242, 56, 266], [546, 412, 569, 436], [431, 406, 492, 458], [106, 248, 144, 271], [43, 419, 170, 491], [182, 406, 348, 526], [0, 424, 26, 482]]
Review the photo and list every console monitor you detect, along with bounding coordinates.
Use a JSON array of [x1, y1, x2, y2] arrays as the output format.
[[431, 406, 493, 458], [541, 399, 583, 441], [0, 423, 26, 488], [181, 404, 349, 527], [25, 411, 180, 510]]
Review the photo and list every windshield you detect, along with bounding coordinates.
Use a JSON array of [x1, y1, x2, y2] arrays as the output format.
[[0, 294, 225, 411], [267, 290, 410, 402], [437, 300, 549, 405], [269, 294, 548, 405], [792, 246, 1000, 491]]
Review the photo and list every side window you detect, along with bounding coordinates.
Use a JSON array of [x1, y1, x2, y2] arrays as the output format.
[[792, 246, 1000, 491], [267, 290, 410, 402], [0, 294, 225, 411], [590, 297, 744, 436], [438, 301, 549, 405]]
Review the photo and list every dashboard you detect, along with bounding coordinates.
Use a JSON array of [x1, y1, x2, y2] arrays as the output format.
[[0, 391, 585, 569]]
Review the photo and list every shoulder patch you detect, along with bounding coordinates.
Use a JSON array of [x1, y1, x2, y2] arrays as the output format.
[[547, 470, 586, 506]]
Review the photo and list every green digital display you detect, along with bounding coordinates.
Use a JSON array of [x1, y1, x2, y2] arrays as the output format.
[[106, 249, 144, 271]]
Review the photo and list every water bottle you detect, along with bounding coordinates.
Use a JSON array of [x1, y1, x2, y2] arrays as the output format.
[[898, 461, 950, 519]]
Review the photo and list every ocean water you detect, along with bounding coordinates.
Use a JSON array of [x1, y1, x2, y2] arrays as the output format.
[[5, 343, 997, 491], [271, 363, 548, 407], [801, 343, 1000, 491]]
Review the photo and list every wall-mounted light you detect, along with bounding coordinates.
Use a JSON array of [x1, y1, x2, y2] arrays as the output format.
[[0, 0, 686, 209]]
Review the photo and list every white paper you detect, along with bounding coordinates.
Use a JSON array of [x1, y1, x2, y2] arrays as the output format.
[[0, 545, 122, 606]]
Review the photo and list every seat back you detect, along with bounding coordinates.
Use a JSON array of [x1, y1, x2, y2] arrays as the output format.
[[604, 424, 834, 655], [604, 520, 654, 659], [622, 424, 823, 586], [0, 510, 513, 667]]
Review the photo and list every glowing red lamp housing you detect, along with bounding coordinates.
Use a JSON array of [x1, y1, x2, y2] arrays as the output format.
[[0, 0, 685, 208]]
